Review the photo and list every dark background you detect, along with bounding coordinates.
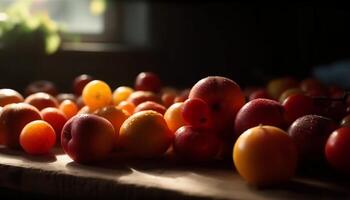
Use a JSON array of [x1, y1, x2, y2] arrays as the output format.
[[1, 2, 350, 93]]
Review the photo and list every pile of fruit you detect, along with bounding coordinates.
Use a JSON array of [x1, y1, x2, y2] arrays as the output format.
[[0, 73, 349, 187]]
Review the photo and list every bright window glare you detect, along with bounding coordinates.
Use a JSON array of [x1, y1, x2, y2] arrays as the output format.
[[1, 0, 104, 34]]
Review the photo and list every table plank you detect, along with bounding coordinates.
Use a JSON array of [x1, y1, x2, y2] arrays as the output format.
[[0, 147, 349, 200]]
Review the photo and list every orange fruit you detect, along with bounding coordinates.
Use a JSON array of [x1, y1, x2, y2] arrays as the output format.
[[94, 106, 129, 144], [59, 99, 78, 119], [112, 86, 134, 105], [117, 101, 135, 116], [119, 110, 173, 158], [0, 89, 24, 106], [233, 125, 297, 186], [164, 102, 186, 133], [20, 120, 56, 154], [82, 80, 112, 110]]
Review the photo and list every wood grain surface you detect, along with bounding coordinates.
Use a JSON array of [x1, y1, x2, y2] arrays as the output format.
[[0, 146, 349, 200]]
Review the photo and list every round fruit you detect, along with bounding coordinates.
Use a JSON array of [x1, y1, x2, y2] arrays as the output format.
[[288, 115, 338, 162], [118, 110, 173, 158], [189, 76, 245, 139], [73, 74, 93, 96], [282, 94, 315, 125], [20, 120, 56, 154], [0, 89, 24, 106], [135, 72, 161, 93], [41, 107, 67, 143], [59, 100, 78, 119], [325, 127, 350, 174], [267, 77, 299, 100], [117, 101, 135, 116], [94, 106, 128, 143], [182, 98, 212, 128], [233, 125, 297, 186], [61, 114, 115, 163], [234, 98, 285, 137], [174, 126, 221, 161], [0, 103, 42, 149], [25, 80, 58, 96], [134, 101, 166, 115], [82, 80, 112, 110], [24, 92, 59, 110], [164, 102, 186, 133], [112, 86, 134, 105]]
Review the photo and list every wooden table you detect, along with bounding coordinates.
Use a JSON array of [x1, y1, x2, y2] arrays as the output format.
[[0, 147, 349, 200]]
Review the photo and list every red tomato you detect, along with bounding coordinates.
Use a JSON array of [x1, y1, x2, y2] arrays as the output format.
[[325, 127, 350, 174]]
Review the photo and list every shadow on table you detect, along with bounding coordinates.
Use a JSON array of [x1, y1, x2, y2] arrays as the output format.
[[0, 147, 57, 163]]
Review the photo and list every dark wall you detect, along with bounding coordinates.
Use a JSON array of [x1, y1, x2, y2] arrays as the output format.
[[1, 2, 350, 93], [150, 2, 350, 88]]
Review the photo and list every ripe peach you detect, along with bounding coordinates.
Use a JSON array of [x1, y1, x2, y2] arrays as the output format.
[[135, 72, 161, 93], [25, 80, 58, 96], [24, 92, 59, 110], [267, 77, 299, 100], [127, 91, 161, 106], [189, 76, 245, 139], [174, 89, 190, 103], [134, 101, 166, 115], [164, 102, 186, 133], [61, 114, 115, 163], [41, 107, 68, 143], [0, 103, 42, 149], [235, 98, 285, 137], [161, 92, 176, 108], [0, 89, 24, 106], [288, 115, 338, 162], [174, 126, 221, 161]]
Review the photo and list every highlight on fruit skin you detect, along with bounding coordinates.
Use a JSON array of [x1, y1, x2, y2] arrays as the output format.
[[233, 125, 298, 186]]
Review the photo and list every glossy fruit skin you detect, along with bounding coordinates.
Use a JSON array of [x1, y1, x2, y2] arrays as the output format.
[[234, 98, 285, 137], [0, 89, 24, 106], [278, 88, 303, 103], [41, 107, 68, 143], [59, 100, 78, 119], [173, 126, 221, 161], [61, 114, 115, 164], [82, 80, 112, 110], [182, 98, 212, 129], [127, 91, 161, 106], [135, 72, 161, 93], [0, 103, 42, 149], [288, 115, 338, 162], [233, 125, 297, 186], [134, 101, 166, 115], [25, 80, 58, 96], [73, 74, 93, 96], [282, 94, 315, 125], [164, 102, 186, 133], [325, 127, 350, 174], [118, 110, 173, 158], [189, 76, 245, 139], [117, 101, 135, 116], [94, 106, 128, 145], [20, 120, 56, 154], [24, 92, 59, 110], [112, 86, 134, 105]]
